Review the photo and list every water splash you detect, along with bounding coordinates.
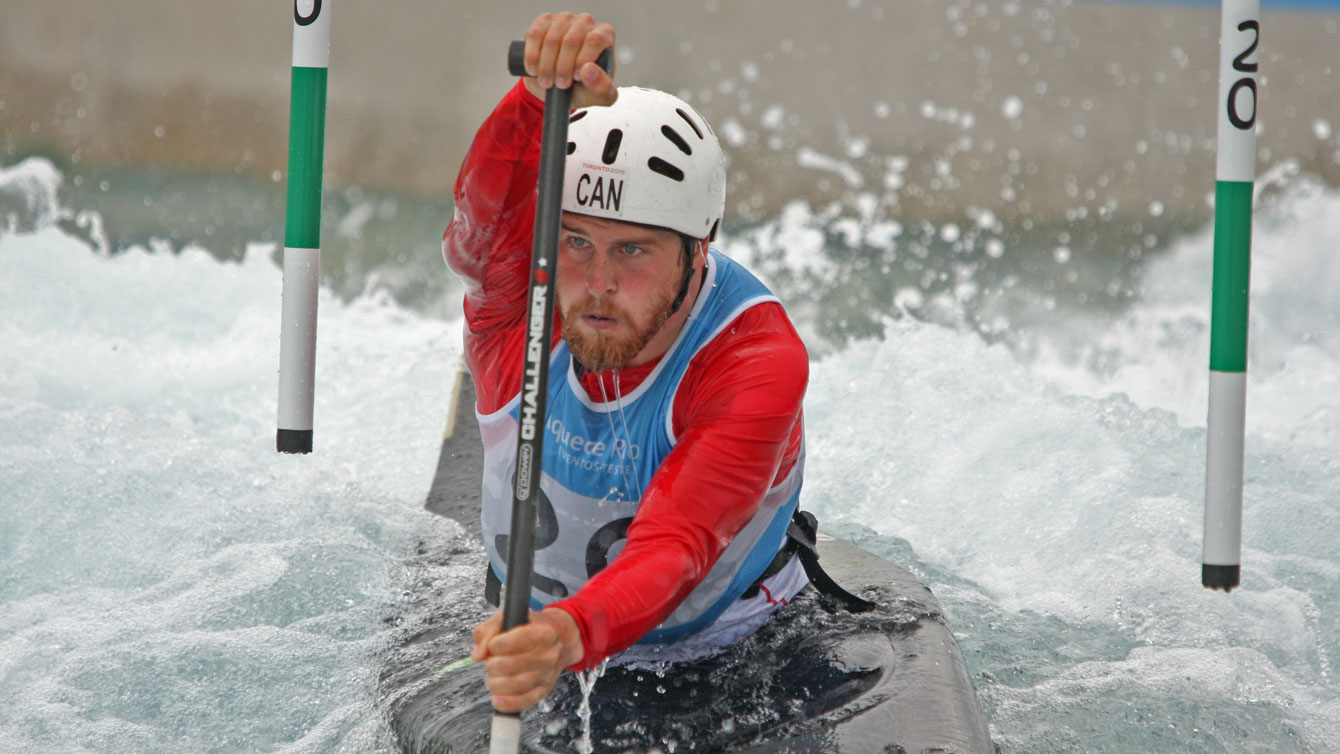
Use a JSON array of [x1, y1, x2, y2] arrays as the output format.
[[3, 151, 1339, 753], [0, 157, 66, 233], [573, 659, 609, 754]]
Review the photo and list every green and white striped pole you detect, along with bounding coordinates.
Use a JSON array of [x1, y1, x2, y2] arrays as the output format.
[[277, 0, 330, 455], [1203, 0, 1259, 592]]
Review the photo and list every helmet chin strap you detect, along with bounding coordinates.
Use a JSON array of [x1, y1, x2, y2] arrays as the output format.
[[668, 238, 705, 317]]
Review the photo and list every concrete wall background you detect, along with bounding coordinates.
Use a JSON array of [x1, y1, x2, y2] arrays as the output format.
[[2, 0, 1337, 228]]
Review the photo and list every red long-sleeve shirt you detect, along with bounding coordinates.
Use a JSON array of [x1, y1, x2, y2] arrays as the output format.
[[443, 81, 807, 668]]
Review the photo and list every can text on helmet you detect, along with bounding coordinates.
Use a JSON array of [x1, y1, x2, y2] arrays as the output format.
[[575, 172, 623, 212]]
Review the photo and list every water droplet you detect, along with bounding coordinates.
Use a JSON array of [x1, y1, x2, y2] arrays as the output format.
[[1053, 246, 1071, 264], [1313, 119, 1333, 141], [720, 117, 748, 148], [1001, 96, 1023, 121], [1148, 200, 1164, 218]]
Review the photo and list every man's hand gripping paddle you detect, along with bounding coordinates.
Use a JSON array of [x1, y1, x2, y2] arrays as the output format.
[[489, 40, 613, 754]]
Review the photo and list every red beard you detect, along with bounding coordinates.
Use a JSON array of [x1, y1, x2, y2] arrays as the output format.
[[561, 292, 674, 373]]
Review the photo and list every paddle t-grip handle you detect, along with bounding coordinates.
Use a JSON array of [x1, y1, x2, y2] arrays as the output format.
[[507, 40, 613, 78]]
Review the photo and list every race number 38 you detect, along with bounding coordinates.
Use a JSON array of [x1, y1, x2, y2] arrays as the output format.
[[1216, 1, 1260, 183]]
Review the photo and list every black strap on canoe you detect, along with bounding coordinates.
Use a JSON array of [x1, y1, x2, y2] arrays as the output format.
[[484, 509, 876, 613], [743, 510, 877, 613], [485, 565, 502, 608]]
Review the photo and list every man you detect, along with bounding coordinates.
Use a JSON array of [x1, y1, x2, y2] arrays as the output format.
[[445, 12, 809, 713]]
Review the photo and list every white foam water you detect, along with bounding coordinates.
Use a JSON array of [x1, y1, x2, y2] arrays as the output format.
[[1, 158, 1338, 752], [801, 174, 1340, 752], [1, 161, 458, 752]]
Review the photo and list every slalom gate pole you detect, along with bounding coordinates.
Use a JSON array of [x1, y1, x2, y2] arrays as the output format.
[[490, 41, 611, 754], [1203, 0, 1260, 592], [277, 0, 330, 455]]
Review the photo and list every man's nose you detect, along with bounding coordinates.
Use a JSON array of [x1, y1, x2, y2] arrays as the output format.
[[585, 250, 616, 296]]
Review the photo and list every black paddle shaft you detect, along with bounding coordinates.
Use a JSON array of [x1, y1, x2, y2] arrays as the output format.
[[500, 40, 613, 635]]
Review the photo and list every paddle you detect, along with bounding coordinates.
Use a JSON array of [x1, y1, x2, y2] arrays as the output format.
[[490, 40, 613, 754]]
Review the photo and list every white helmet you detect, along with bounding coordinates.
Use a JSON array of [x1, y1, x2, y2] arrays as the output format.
[[563, 87, 725, 240]]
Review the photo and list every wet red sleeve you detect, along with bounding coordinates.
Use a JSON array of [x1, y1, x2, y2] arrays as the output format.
[[549, 303, 808, 668], [442, 81, 547, 414]]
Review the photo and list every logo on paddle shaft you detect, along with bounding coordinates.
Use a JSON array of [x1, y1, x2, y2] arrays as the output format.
[[518, 282, 549, 449], [515, 445, 534, 501]]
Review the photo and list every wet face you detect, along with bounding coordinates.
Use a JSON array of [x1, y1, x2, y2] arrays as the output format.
[[556, 213, 702, 372]]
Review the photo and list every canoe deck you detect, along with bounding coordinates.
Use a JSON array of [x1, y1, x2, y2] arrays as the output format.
[[379, 366, 993, 753]]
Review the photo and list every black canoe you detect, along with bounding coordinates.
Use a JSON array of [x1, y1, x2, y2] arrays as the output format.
[[379, 366, 993, 754]]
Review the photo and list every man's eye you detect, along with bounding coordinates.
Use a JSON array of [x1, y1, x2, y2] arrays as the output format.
[[567, 236, 589, 249], [620, 245, 642, 256]]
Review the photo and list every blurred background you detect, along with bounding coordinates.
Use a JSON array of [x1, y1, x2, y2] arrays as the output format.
[[4, 0, 1337, 329]]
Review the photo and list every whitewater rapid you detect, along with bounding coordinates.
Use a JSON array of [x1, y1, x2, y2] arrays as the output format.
[[1, 159, 1337, 752]]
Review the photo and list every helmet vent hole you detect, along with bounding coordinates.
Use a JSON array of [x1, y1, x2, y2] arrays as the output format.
[[660, 126, 692, 156], [601, 129, 623, 165], [675, 109, 704, 140], [648, 157, 685, 182], [570, 110, 588, 123], [566, 141, 576, 155]]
